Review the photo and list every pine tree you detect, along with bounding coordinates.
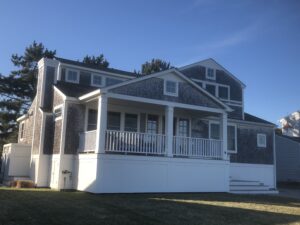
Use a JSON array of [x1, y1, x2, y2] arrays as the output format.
[[82, 54, 109, 69], [0, 41, 56, 149], [141, 59, 171, 75]]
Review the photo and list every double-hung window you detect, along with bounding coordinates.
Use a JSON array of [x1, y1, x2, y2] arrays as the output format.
[[125, 114, 138, 132], [91, 74, 103, 87], [164, 80, 178, 96], [107, 112, 121, 131], [66, 69, 79, 83], [87, 109, 97, 131], [206, 68, 216, 80], [257, 133, 267, 148]]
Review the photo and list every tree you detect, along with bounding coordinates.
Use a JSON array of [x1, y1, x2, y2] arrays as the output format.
[[82, 54, 109, 69], [0, 41, 56, 149], [141, 58, 171, 75]]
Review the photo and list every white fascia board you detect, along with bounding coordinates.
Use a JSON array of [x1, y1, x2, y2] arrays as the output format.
[[79, 89, 102, 101], [179, 58, 246, 89], [107, 92, 226, 114], [16, 114, 28, 122], [59, 62, 134, 80]]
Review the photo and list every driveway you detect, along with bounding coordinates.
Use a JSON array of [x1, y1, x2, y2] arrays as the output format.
[[278, 187, 300, 200]]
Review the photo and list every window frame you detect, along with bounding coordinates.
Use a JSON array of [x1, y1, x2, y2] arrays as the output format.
[[206, 67, 216, 80], [66, 69, 80, 84], [257, 133, 267, 148], [124, 113, 138, 132], [164, 80, 179, 97], [218, 85, 230, 101], [91, 73, 104, 87], [204, 83, 217, 96], [107, 111, 121, 131], [208, 121, 238, 153]]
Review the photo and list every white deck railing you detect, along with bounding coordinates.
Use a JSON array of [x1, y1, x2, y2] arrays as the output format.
[[78, 130, 223, 160], [78, 130, 97, 152], [105, 130, 166, 155], [173, 136, 223, 159]]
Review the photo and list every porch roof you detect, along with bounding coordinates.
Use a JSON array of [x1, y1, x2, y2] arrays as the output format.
[[54, 81, 98, 98]]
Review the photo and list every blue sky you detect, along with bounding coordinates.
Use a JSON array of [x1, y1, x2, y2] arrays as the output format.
[[0, 0, 299, 125]]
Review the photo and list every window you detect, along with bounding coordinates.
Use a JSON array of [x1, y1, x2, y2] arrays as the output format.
[[147, 115, 159, 134], [107, 112, 121, 130], [209, 122, 237, 152], [218, 86, 229, 100], [206, 68, 216, 80], [87, 109, 97, 131], [66, 69, 79, 83], [20, 122, 25, 140], [125, 114, 138, 132], [195, 81, 203, 88], [227, 125, 237, 152], [164, 80, 178, 96], [257, 133, 267, 148], [210, 123, 220, 139], [178, 119, 189, 137], [54, 107, 62, 120], [91, 74, 103, 87], [205, 84, 216, 96]]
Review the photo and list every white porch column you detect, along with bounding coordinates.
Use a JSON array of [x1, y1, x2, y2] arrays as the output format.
[[95, 94, 108, 154], [220, 112, 228, 160], [165, 106, 174, 157]]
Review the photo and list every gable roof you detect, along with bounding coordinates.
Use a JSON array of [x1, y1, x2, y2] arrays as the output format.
[[276, 133, 300, 144], [98, 68, 232, 111], [179, 58, 246, 88], [244, 112, 275, 126], [55, 57, 137, 78], [54, 81, 98, 98]]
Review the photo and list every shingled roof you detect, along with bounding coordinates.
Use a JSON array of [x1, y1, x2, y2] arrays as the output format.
[[55, 57, 137, 78], [244, 112, 275, 126], [54, 81, 98, 98]]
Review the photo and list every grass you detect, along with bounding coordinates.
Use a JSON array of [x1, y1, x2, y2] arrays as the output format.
[[1, 188, 300, 225]]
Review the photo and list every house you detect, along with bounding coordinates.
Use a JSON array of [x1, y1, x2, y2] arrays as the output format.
[[280, 111, 300, 137], [276, 133, 300, 183], [1, 57, 277, 194], [276, 110, 300, 183]]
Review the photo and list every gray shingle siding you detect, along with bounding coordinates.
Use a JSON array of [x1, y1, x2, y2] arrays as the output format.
[[53, 120, 62, 154], [41, 66, 55, 110], [230, 124, 274, 164], [43, 115, 54, 154], [64, 103, 85, 154], [181, 66, 243, 102], [79, 71, 91, 86], [110, 77, 222, 109], [228, 105, 243, 120]]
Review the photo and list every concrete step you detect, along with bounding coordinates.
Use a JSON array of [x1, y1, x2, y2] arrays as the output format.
[[230, 185, 270, 191], [230, 180, 263, 186], [230, 190, 279, 195]]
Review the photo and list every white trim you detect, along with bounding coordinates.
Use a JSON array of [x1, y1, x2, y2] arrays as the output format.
[[65, 68, 80, 84], [163, 80, 179, 97], [91, 73, 105, 87], [19, 121, 25, 141], [205, 67, 216, 80], [179, 58, 246, 88], [16, 114, 28, 122], [257, 133, 267, 148], [107, 92, 227, 114], [53, 104, 63, 121]]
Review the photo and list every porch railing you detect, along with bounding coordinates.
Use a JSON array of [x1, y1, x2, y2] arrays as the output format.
[[105, 130, 166, 155], [78, 130, 97, 152], [173, 136, 223, 159]]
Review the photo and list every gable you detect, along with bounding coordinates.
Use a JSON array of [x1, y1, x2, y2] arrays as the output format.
[[109, 72, 225, 109]]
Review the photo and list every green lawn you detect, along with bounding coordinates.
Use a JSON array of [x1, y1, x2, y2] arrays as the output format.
[[1, 188, 300, 225]]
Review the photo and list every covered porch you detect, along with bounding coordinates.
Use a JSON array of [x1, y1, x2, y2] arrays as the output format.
[[78, 93, 229, 160]]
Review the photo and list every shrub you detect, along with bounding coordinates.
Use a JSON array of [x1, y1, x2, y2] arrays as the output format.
[[11, 180, 35, 188]]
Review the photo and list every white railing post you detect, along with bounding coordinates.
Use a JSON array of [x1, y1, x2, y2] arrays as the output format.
[[220, 112, 228, 160], [95, 94, 107, 154], [165, 106, 174, 157]]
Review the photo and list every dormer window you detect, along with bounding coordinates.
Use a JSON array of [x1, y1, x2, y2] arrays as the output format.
[[66, 69, 79, 83], [206, 68, 216, 80], [91, 74, 103, 87], [164, 80, 178, 97]]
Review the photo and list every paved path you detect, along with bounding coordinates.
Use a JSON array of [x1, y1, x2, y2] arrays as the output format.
[[278, 188, 300, 200]]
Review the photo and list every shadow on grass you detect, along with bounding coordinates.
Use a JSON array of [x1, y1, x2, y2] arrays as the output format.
[[1, 189, 300, 225]]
